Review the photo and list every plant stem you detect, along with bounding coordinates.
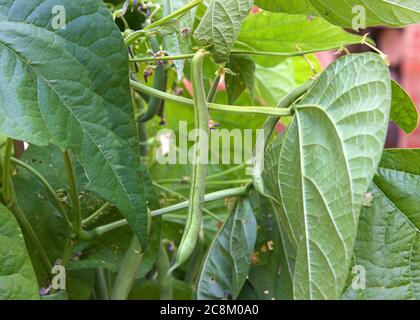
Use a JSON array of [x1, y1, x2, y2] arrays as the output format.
[[82, 202, 111, 228], [111, 236, 143, 300], [61, 237, 75, 268], [63, 150, 82, 236], [81, 219, 127, 241], [230, 47, 349, 57], [2, 138, 13, 203], [129, 46, 354, 63], [130, 80, 292, 117], [156, 242, 173, 300], [2, 139, 52, 277], [125, 0, 203, 45], [11, 157, 72, 228], [207, 72, 222, 103], [206, 164, 246, 180], [11, 202, 52, 276], [153, 182, 222, 222], [130, 53, 195, 62], [84, 187, 246, 239], [95, 268, 110, 300]]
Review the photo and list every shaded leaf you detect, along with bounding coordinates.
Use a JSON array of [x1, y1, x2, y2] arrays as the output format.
[[342, 149, 420, 300], [309, 0, 420, 28], [197, 197, 257, 300], [225, 56, 256, 104], [390, 80, 418, 134], [264, 53, 391, 299], [194, 0, 254, 63], [0, 0, 148, 247], [245, 191, 294, 300], [0, 203, 39, 299]]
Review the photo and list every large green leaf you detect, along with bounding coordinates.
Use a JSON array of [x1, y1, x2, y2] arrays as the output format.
[[0, 204, 39, 300], [193, 0, 254, 63], [390, 80, 418, 134], [255, 0, 317, 15], [0, 0, 148, 247], [309, 0, 420, 28], [197, 197, 257, 300], [238, 11, 363, 60], [264, 53, 391, 299], [342, 149, 420, 300]]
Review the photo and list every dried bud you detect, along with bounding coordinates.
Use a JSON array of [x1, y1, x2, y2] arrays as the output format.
[[143, 66, 154, 82]]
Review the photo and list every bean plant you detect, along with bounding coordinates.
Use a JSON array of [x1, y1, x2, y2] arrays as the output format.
[[0, 0, 419, 300]]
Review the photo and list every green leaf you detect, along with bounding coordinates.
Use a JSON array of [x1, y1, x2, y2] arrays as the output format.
[[0, 0, 148, 247], [309, 0, 420, 28], [255, 0, 317, 15], [245, 191, 294, 300], [238, 11, 364, 60], [197, 197, 257, 300], [194, 0, 254, 63], [264, 53, 391, 299], [342, 149, 420, 300], [390, 80, 418, 134], [0, 203, 39, 300], [225, 56, 256, 104], [163, 0, 196, 80], [254, 61, 296, 106]]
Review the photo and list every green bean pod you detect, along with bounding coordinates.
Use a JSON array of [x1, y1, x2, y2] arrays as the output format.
[[168, 50, 209, 273], [252, 78, 316, 201]]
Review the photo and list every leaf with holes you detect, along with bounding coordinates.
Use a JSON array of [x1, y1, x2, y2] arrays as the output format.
[[0, 0, 148, 247], [197, 197, 257, 300]]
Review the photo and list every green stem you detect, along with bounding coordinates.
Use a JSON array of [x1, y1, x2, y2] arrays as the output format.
[[11, 157, 72, 228], [11, 202, 52, 276], [129, 46, 352, 63], [206, 164, 246, 180], [153, 182, 222, 222], [130, 80, 292, 117], [63, 150, 82, 236], [130, 53, 196, 63], [84, 187, 246, 239], [2, 138, 13, 203], [2, 139, 51, 277], [230, 47, 351, 57], [125, 0, 203, 45], [111, 236, 143, 300], [207, 72, 222, 103], [95, 268, 109, 300], [61, 237, 75, 268], [82, 202, 111, 228], [156, 243, 173, 300]]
